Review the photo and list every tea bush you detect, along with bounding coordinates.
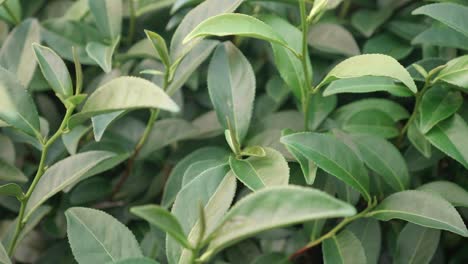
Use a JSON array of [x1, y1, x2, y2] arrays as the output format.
[[0, 0, 467, 263]]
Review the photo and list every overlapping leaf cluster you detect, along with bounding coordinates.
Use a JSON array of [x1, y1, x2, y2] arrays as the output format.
[[0, 0, 467, 263]]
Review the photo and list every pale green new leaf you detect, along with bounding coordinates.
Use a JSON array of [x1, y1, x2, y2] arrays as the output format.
[[229, 147, 289, 191], [0, 66, 41, 138], [419, 85, 462, 133], [202, 186, 356, 260], [417, 181, 468, 208], [88, 0, 122, 40], [131, 205, 192, 249], [69, 77, 179, 127], [66, 207, 143, 264], [25, 151, 117, 219], [351, 134, 409, 191], [208, 42, 255, 144], [319, 54, 417, 93], [281, 132, 370, 201], [184, 14, 294, 55], [112, 258, 160, 264], [412, 3, 468, 37], [0, 18, 40, 87], [395, 223, 440, 264], [33, 43, 73, 98], [170, 0, 243, 60], [433, 55, 468, 91], [145, 30, 170, 68], [368, 190, 468, 237], [322, 230, 366, 264], [425, 114, 468, 169]]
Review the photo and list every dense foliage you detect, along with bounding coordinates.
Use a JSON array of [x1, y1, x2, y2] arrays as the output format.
[[0, 0, 467, 263]]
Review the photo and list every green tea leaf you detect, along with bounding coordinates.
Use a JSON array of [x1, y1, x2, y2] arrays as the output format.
[[324, 76, 412, 97], [351, 134, 409, 191], [167, 39, 218, 95], [412, 3, 468, 37], [33, 43, 74, 98], [343, 109, 399, 139], [66, 207, 143, 263], [369, 190, 468, 237], [308, 23, 360, 57], [88, 0, 122, 40], [2, 206, 51, 253], [262, 14, 310, 101], [62, 125, 91, 155], [112, 258, 160, 264], [417, 181, 468, 208], [408, 120, 432, 158], [162, 146, 230, 207], [0, 0, 21, 25], [333, 98, 410, 123], [131, 205, 192, 249], [25, 151, 117, 219], [419, 85, 463, 133], [0, 158, 27, 182], [319, 54, 417, 93], [69, 77, 179, 127], [0, 18, 40, 87], [413, 24, 468, 51], [229, 147, 289, 191], [322, 230, 366, 264], [202, 186, 356, 260], [0, 241, 10, 264], [351, 9, 392, 37], [347, 219, 381, 264], [363, 33, 413, 60], [168, 168, 236, 264], [425, 114, 468, 169], [0, 66, 41, 138], [0, 183, 23, 200], [395, 223, 440, 264], [281, 132, 371, 201], [86, 38, 119, 73], [208, 42, 255, 144]]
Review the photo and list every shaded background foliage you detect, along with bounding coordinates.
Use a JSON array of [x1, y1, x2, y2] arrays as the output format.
[[0, 0, 467, 263]]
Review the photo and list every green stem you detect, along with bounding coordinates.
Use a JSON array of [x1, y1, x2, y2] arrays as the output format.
[[127, 0, 137, 45], [339, 0, 351, 19], [112, 66, 171, 197], [289, 198, 377, 260], [299, 0, 312, 131], [3, 2, 19, 25], [397, 80, 432, 146], [8, 107, 75, 256]]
